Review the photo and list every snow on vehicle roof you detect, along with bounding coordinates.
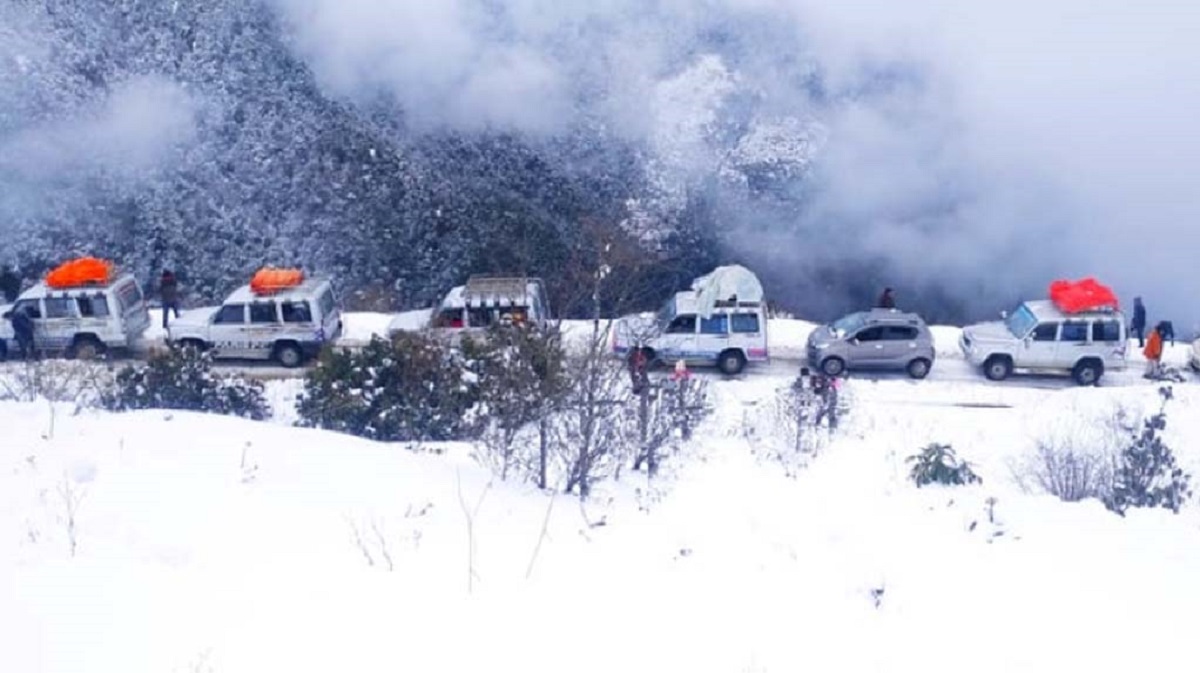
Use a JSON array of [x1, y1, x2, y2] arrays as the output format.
[[224, 277, 332, 304]]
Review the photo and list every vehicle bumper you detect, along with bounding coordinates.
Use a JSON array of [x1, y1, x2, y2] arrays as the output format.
[[959, 335, 987, 366]]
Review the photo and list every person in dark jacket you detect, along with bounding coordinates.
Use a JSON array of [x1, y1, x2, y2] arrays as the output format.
[[877, 287, 896, 310], [10, 306, 36, 360], [0, 266, 19, 304], [1130, 297, 1146, 348], [160, 270, 180, 329]]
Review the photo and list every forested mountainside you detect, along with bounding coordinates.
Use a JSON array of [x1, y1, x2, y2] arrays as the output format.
[[2, 1, 1054, 322]]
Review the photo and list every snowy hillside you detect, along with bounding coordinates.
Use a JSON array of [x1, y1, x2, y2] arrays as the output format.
[[3, 336, 1200, 672]]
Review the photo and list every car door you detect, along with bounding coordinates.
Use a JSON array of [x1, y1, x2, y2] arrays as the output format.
[[729, 311, 767, 361], [849, 325, 887, 367], [247, 301, 280, 360], [881, 325, 921, 368], [210, 303, 248, 358], [40, 295, 79, 352], [1056, 320, 1091, 367], [8, 299, 43, 350], [1023, 322, 1060, 368], [657, 314, 697, 361], [696, 313, 729, 362]]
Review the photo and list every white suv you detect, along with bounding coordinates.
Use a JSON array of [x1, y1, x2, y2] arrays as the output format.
[[167, 277, 342, 367], [960, 299, 1128, 385], [613, 293, 768, 375], [0, 273, 151, 359]]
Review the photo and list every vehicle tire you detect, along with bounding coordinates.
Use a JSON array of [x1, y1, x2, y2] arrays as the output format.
[[1072, 359, 1103, 386], [69, 336, 105, 361], [820, 356, 846, 377], [983, 355, 1012, 381], [906, 358, 932, 380], [274, 342, 304, 368], [177, 339, 207, 355], [717, 349, 747, 376]]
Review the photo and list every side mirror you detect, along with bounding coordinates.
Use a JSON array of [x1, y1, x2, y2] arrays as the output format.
[[1, 311, 9, 319], [1000, 310, 1009, 319]]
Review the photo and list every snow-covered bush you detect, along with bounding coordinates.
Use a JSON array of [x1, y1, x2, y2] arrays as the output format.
[[908, 443, 982, 488], [1105, 386, 1193, 516], [629, 374, 711, 477], [102, 347, 269, 420], [0, 360, 112, 407], [296, 333, 479, 443]]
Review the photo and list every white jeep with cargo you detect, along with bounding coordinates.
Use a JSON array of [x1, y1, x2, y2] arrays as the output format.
[[612, 265, 769, 376], [960, 299, 1128, 385], [167, 272, 342, 368], [0, 259, 151, 360]]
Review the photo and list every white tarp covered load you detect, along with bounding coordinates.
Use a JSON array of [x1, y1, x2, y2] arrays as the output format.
[[689, 264, 764, 318]]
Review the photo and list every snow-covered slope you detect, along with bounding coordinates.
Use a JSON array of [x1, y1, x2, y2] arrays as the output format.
[[3, 361, 1200, 672]]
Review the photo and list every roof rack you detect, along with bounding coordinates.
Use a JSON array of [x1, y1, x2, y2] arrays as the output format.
[[463, 275, 539, 305]]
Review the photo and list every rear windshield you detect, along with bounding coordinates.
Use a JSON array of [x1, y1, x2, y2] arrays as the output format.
[[318, 287, 336, 319], [116, 280, 143, 313]]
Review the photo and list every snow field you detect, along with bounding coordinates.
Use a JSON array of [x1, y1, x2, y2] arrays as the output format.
[[4, 363, 1200, 671]]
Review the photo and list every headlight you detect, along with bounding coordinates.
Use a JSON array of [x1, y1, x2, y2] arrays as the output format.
[[813, 342, 830, 350]]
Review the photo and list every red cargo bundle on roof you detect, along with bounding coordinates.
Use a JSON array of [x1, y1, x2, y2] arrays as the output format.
[[250, 268, 304, 295], [1048, 277, 1119, 314], [45, 257, 114, 289]]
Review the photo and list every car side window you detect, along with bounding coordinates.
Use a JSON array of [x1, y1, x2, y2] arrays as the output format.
[[214, 304, 246, 324], [667, 315, 697, 334], [884, 326, 919, 340], [1032, 323, 1058, 341], [281, 301, 313, 324], [1061, 321, 1089, 342], [467, 307, 492, 328], [855, 326, 885, 342], [700, 314, 728, 335], [43, 297, 74, 319], [1093, 321, 1121, 342], [250, 302, 277, 324], [77, 294, 110, 318], [731, 313, 760, 334]]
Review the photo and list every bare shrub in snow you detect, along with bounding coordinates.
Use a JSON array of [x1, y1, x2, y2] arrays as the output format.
[[1016, 440, 1113, 503], [0, 359, 111, 407], [467, 324, 568, 483], [102, 346, 270, 420], [630, 373, 711, 477], [908, 443, 981, 487], [1105, 386, 1193, 516], [552, 350, 634, 498], [57, 474, 86, 558], [748, 374, 850, 477]]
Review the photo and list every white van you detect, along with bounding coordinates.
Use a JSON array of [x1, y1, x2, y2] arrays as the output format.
[[167, 275, 342, 367], [389, 275, 551, 339], [0, 273, 151, 359], [612, 265, 769, 375]]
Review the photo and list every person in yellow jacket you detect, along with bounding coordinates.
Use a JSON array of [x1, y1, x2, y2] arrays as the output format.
[[1143, 323, 1164, 379]]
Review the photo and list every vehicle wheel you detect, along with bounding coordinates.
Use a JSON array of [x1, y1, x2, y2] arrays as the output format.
[[274, 342, 304, 368], [177, 339, 207, 355], [69, 336, 105, 361], [983, 355, 1012, 381], [717, 349, 747, 375], [820, 356, 846, 377], [906, 358, 932, 380], [1072, 360, 1103, 386]]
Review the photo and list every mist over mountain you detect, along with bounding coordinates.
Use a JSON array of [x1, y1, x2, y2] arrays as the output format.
[[3, 1, 1196, 327]]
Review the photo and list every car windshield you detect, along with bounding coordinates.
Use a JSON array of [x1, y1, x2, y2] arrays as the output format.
[[831, 312, 867, 338], [1005, 304, 1038, 338], [656, 299, 676, 328]]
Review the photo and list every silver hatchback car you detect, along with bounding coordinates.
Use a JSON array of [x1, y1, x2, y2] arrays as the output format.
[[806, 309, 936, 379]]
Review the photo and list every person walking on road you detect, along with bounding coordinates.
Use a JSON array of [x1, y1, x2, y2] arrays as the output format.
[[159, 269, 180, 329], [1131, 297, 1146, 348], [1143, 322, 1164, 379]]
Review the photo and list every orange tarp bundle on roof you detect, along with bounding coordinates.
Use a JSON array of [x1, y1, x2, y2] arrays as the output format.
[[45, 257, 114, 289], [250, 268, 304, 294], [1048, 277, 1119, 314]]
